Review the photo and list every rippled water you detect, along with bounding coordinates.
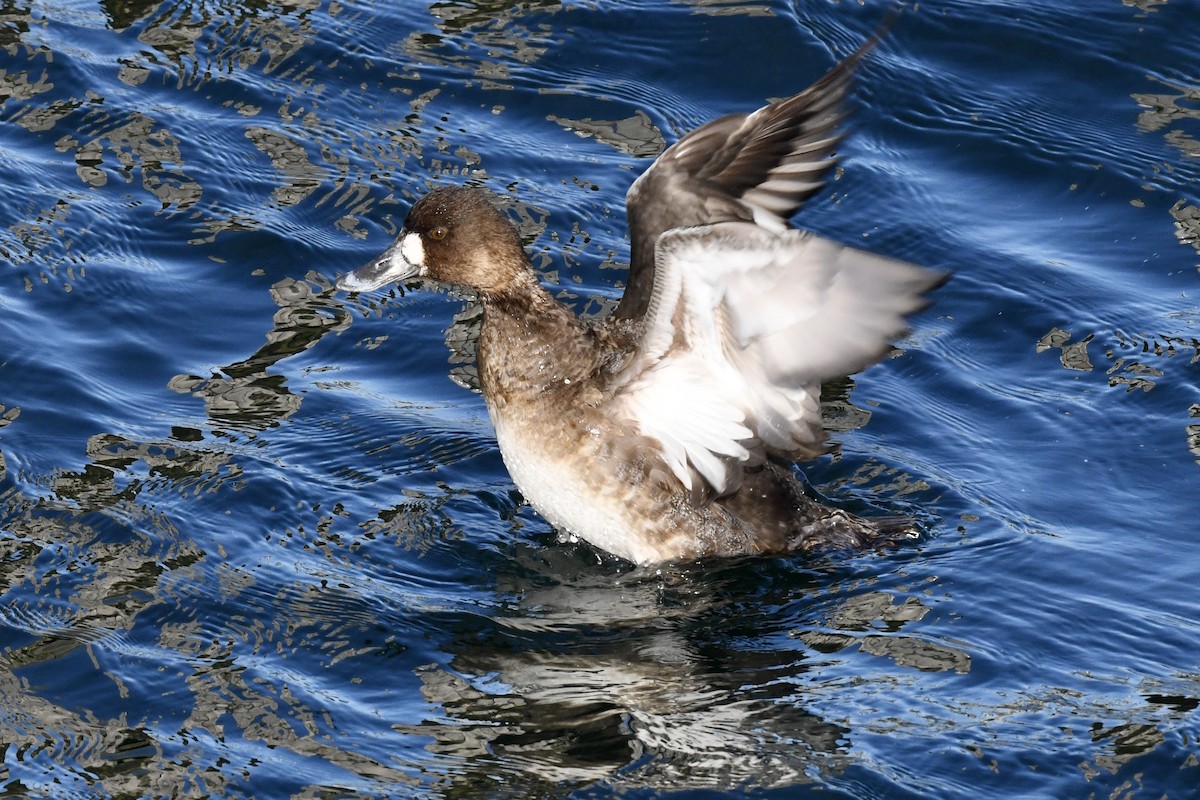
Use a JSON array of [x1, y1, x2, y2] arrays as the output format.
[[1, 1, 1198, 798]]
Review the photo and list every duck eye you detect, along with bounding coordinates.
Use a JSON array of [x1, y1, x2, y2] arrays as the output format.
[[429, 226, 447, 241]]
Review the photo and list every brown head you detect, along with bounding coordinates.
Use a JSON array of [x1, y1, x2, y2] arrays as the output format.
[[336, 186, 531, 297]]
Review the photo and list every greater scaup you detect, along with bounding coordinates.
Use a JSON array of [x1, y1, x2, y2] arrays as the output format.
[[336, 43, 945, 565]]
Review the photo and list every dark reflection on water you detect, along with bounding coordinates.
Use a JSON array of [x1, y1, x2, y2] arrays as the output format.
[[169, 274, 349, 429], [391, 552, 969, 796], [1, 0, 1199, 797]]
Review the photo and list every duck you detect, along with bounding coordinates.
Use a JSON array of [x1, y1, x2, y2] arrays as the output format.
[[335, 42, 945, 566]]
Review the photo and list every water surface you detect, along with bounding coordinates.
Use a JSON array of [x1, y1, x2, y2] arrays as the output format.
[[1, 1, 1198, 798]]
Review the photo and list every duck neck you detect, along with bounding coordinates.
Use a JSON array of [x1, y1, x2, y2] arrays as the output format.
[[477, 277, 590, 408]]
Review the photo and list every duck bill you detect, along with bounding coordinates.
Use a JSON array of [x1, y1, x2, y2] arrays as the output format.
[[335, 240, 421, 293]]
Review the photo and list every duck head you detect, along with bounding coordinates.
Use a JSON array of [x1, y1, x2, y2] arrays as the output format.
[[336, 186, 529, 297]]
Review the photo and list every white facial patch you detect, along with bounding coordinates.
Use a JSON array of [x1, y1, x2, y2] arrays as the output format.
[[399, 232, 425, 272]]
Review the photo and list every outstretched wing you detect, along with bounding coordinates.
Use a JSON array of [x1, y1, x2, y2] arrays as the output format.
[[616, 41, 876, 321], [608, 222, 945, 498]]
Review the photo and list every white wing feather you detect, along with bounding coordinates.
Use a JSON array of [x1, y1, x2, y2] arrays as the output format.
[[612, 221, 942, 495]]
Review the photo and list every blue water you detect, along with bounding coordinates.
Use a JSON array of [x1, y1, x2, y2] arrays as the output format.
[[2, 1, 1198, 797]]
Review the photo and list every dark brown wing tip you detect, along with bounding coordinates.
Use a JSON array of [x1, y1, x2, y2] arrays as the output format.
[[802, 5, 905, 102]]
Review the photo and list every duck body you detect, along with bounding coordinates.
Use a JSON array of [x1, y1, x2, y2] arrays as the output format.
[[474, 281, 902, 564], [474, 284, 779, 564], [336, 44, 945, 566]]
